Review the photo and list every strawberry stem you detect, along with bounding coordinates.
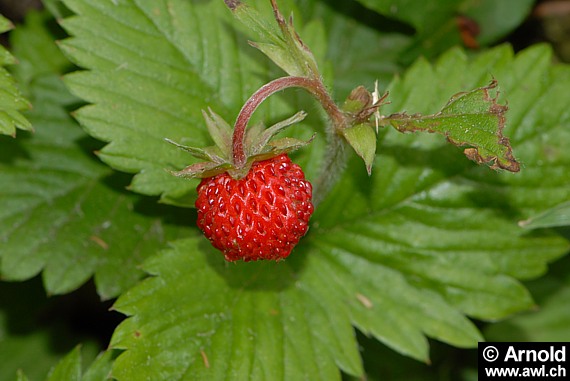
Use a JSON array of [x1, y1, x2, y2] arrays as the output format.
[[232, 76, 346, 168]]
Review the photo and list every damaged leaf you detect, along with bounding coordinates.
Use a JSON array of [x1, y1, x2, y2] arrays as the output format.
[[383, 79, 520, 172]]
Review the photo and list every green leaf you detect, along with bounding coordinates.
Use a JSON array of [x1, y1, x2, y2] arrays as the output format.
[[46, 346, 81, 381], [354, 0, 534, 62], [519, 201, 570, 229], [489, 285, 570, 342], [16, 370, 29, 381], [110, 39, 570, 374], [344, 332, 445, 381], [48, 0, 570, 377], [82, 351, 115, 381], [0, 279, 100, 381], [111, 237, 363, 381], [9, 11, 71, 90], [0, 13, 32, 137], [8, 345, 114, 381], [0, 74, 191, 299], [43, 0, 73, 20], [0, 12, 192, 299], [0, 15, 16, 64], [228, 0, 320, 78], [59, 0, 327, 207], [384, 79, 520, 172], [318, 43, 570, 356], [296, 1, 410, 97], [43, 346, 115, 381], [100, 20, 568, 381], [485, 255, 570, 342], [342, 123, 377, 174], [1, 329, 65, 381], [353, 0, 458, 35]]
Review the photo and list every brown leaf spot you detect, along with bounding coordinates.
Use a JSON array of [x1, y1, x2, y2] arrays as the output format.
[[464, 148, 521, 172], [356, 293, 373, 309], [90, 235, 109, 250], [200, 349, 211, 368]]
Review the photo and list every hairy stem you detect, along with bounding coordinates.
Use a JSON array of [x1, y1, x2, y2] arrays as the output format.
[[232, 76, 346, 167], [231, 75, 349, 205], [312, 132, 347, 205]]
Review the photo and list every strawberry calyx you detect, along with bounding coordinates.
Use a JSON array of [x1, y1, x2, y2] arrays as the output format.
[[167, 107, 313, 180]]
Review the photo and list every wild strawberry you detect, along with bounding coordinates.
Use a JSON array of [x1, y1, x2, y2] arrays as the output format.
[[195, 154, 313, 261], [167, 108, 314, 261]]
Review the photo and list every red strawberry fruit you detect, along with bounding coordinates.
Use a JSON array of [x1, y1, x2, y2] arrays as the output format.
[[195, 154, 313, 261], [167, 108, 314, 262]]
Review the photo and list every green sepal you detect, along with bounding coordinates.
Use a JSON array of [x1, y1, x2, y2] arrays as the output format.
[[249, 135, 315, 163], [244, 120, 266, 150], [266, 135, 315, 153], [232, 130, 315, 179], [164, 139, 224, 163], [165, 107, 234, 177], [168, 110, 311, 180], [248, 111, 307, 155], [165, 137, 231, 178], [226, 134, 314, 180], [169, 161, 233, 179], [342, 123, 377, 175], [202, 108, 232, 159]]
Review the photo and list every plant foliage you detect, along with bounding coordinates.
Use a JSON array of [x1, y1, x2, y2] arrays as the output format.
[[0, 0, 569, 380], [0, 14, 32, 136]]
